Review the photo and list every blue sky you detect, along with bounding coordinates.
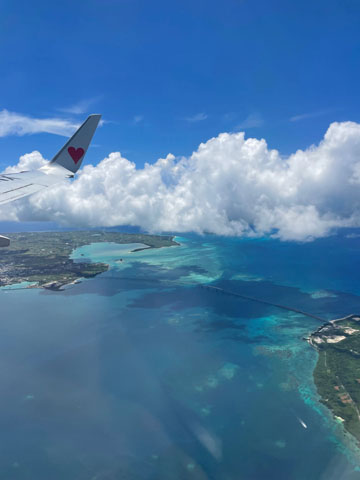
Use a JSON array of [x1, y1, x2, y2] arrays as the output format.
[[0, 0, 360, 170]]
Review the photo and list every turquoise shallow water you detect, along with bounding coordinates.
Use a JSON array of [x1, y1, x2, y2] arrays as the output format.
[[1, 233, 360, 479]]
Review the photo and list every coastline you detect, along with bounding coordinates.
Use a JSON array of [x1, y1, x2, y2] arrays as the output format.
[[0, 231, 179, 290], [307, 314, 360, 446]]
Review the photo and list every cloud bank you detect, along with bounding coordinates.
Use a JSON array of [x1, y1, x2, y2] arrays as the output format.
[[0, 110, 80, 137], [2, 121, 360, 241]]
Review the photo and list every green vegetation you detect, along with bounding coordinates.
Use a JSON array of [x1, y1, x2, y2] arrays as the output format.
[[0, 231, 178, 289], [310, 315, 360, 443]]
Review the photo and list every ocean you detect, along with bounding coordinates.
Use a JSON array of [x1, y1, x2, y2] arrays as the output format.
[[1, 232, 360, 479]]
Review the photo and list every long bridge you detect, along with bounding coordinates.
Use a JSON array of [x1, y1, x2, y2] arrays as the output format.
[[201, 285, 326, 322]]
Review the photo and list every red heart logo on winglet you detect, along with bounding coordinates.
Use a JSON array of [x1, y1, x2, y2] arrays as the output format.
[[68, 147, 85, 164]]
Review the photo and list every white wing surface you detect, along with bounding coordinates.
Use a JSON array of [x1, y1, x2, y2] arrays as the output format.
[[0, 169, 70, 205], [0, 114, 101, 206]]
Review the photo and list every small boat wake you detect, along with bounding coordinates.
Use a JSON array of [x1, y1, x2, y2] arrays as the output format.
[[297, 417, 308, 429]]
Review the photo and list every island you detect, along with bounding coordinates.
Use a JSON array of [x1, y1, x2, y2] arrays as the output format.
[[0, 231, 179, 289], [308, 315, 360, 443]]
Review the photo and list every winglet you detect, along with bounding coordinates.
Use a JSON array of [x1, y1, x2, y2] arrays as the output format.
[[50, 114, 101, 173]]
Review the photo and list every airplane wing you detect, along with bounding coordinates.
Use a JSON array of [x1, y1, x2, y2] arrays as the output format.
[[0, 170, 69, 205], [0, 114, 101, 206]]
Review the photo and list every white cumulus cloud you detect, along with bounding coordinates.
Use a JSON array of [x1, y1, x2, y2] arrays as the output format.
[[4, 151, 48, 173], [2, 121, 360, 241], [0, 110, 80, 137]]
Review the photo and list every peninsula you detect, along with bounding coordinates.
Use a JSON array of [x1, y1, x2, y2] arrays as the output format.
[[308, 315, 360, 443], [0, 231, 178, 289]]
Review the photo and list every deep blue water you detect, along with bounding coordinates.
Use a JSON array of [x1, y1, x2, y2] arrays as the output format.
[[1, 233, 360, 479]]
